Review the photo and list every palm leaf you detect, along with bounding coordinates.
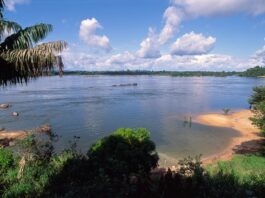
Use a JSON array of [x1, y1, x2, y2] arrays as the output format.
[[0, 0, 4, 18], [0, 46, 65, 85], [35, 41, 67, 53], [1, 23, 53, 50], [0, 56, 28, 86], [0, 20, 22, 40]]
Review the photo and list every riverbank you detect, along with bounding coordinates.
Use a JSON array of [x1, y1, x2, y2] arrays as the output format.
[[0, 125, 52, 147], [194, 110, 265, 164]]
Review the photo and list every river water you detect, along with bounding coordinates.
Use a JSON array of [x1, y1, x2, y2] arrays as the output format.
[[1, 75, 265, 166]]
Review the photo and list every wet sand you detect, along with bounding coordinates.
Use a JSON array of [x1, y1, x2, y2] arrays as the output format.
[[194, 110, 264, 164]]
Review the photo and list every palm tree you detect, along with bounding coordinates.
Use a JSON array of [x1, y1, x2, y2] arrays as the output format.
[[0, 0, 67, 86]]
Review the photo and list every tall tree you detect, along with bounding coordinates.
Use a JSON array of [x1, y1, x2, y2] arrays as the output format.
[[0, 0, 67, 86]]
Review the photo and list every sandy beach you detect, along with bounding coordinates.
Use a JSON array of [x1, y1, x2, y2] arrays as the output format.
[[194, 109, 265, 164]]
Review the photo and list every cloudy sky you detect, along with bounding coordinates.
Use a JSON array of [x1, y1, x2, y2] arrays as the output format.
[[4, 0, 265, 71]]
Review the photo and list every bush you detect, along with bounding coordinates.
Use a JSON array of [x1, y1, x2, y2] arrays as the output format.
[[249, 86, 265, 106], [250, 102, 265, 134], [0, 148, 15, 174], [86, 128, 159, 197], [249, 86, 265, 135]]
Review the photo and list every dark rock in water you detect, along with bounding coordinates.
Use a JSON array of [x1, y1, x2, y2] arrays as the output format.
[[112, 83, 138, 87], [0, 104, 10, 109], [12, 112, 19, 117]]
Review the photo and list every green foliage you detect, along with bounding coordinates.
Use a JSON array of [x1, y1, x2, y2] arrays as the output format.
[[86, 128, 159, 197], [88, 128, 158, 175], [249, 86, 265, 106], [240, 66, 265, 77], [249, 86, 265, 135], [61, 70, 240, 77], [0, 148, 14, 173], [250, 102, 265, 134], [0, 129, 265, 197], [207, 155, 265, 197], [207, 155, 265, 183]]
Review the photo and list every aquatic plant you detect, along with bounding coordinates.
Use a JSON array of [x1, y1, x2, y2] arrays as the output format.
[[222, 108, 230, 115]]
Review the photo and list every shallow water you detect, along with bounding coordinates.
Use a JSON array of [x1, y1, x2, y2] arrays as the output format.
[[1, 75, 265, 166]]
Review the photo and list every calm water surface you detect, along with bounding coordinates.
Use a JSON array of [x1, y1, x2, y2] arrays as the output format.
[[1, 76, 265, 166]]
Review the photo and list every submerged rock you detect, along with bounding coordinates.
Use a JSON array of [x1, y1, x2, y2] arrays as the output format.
[[112, 83, 138, 87], [12, 112, 19, 117], [0, 104, 10, 109]]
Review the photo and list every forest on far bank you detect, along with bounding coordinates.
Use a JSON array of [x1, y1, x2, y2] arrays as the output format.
[[59, 66, 265, 78]]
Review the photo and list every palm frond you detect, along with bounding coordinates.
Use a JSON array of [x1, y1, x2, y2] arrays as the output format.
[[0, 46, 65, 86], [1, 23, 53, 50], [0, 56, 28, 86], [0, 20, 22, 40], [35, 41, 68, 53], [0, 0, 4, 18]]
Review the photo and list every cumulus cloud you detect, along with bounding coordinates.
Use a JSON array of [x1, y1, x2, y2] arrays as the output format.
[[65, 1, 265, 71], [159, 6, 183, 44], [63, 45, 256, 72], [248, 45, 265, 66], [5, 0, 30, 11], [171, 32, 216, 55], [106, 51, 135, 65], [79, 18, 112, 52], [171, 0, 265, 16], [137, 28, 161, 59]]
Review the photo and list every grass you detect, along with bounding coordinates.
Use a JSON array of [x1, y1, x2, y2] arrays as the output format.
[[207, 154, 265, 183]]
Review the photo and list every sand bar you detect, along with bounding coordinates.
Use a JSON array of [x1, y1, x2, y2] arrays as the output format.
[[194, 110, 265, 164]]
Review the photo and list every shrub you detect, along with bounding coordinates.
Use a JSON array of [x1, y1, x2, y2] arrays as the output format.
[[0, 149, 15, 174]]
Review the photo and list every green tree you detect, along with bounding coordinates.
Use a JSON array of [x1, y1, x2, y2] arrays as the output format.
[[250, 102, 265, 135], [240, 66, 265, 77], [88, 128, 158, 175], [249, 86, 265, 135], [249, 86, 265, 107], [87, 128, 159, 197], [0, 0, 67, 86]]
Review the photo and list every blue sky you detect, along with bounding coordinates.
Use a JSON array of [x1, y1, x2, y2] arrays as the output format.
[[4, 0, 265, 71]]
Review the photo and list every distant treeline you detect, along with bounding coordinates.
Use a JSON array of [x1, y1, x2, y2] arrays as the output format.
[[60, 70, 240, 77], [55, 66, 265, 77], [239, 66, 265, 77]]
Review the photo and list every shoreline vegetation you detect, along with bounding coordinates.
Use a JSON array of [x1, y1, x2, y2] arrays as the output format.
[[52, 66, 265, 77]]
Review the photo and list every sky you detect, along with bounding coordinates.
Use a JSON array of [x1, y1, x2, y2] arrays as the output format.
[[3, 0, 265, 71]]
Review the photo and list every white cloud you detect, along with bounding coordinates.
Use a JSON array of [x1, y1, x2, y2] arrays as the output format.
[[172, 0, 265, 17], [65, 1, 265, 71], [106, 51, 135, 65], [5, 0, 29, 11], [159, 6, 183, 44], [63, 44, 257, 72], [79, 18, 112, 52], [137, 28, 161, 59], [137, 7, 182, 59], [248, 45, 265, 66], [171, 32, 216, 55]]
